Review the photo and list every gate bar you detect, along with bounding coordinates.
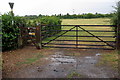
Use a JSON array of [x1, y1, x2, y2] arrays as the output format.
[[43, 26, 76, 45], [42, 35, 116, 38], [42, 43, 111, 46], [43, 46, 115, 50], [44, 40, 115, 42], [41, 30, 115, 32], [78, 26, 115, 48], [41, 24, 116, 27]]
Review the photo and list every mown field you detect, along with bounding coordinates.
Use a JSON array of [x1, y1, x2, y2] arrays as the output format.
[[42, 18, 115, 49], [61, 18, 111, 25]]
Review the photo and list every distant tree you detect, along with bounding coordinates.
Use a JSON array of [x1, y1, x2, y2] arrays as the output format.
[[39, 14, 42, 18], [86, 13, 95, 18]]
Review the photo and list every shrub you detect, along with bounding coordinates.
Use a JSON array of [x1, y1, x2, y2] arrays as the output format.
[[27, 16, 62, 39], [2, 12, 26, 51], [2, 13, 61, 51], [40, 16, 61, 36], [40, 16, 62, 39], [111, 1, 120, 35]]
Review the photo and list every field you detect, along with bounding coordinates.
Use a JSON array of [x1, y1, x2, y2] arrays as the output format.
[[42, 18, 115, 49], [61, 18, 111, 25]]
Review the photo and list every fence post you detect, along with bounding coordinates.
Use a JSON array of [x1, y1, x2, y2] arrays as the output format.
[[35, 24, 42, 49], [76, 25, 78, 48], [18, 26, 24, 48], [116, 24, 120, 79], [116, 25, 120, 50]]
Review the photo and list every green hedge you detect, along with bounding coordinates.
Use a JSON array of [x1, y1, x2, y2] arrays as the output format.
[[2, 13, 61, 51], [2, 13, 26, 51], [27, 16, 62, 39], [40, 16, 61, 37]]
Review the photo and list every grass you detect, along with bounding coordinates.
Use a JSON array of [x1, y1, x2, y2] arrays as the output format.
[[42, 18, 115, 49], [97, 51, 118, 69], [16, 53, 43, 66], [61, 18, 111, 25], [67, 71, 81, 78]]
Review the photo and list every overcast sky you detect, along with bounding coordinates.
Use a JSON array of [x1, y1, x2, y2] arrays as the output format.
[[0, 0, 119, 16]]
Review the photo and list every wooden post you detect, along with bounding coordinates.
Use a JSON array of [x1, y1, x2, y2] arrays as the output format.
[[18, 27, 24, 48], [24, 29, 28, 45], [116, 25, 120, 79], [76, 25, 78, 48], [116, 25, 120, 50], [35, 25, 42, 49]]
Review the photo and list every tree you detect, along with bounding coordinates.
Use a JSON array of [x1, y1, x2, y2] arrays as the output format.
[[111, 1, 120, 25]]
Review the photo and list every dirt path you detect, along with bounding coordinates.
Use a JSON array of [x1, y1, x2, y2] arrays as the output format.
[[2, 47, 118, 78]]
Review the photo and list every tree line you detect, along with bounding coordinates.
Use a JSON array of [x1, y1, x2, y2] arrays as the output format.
[[25, 13, 114, 19]]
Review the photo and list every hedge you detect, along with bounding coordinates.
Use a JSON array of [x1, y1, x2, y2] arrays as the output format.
[[2, 13, 62, 51], [2, 13, 26, 51], [27, 16, 62, 39], [111, 1, 120, 35], [40, 16, 61, 37]]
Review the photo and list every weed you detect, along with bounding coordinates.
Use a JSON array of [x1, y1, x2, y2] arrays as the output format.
[[97, 51, 118, 69], [67, 71, 81, 78]]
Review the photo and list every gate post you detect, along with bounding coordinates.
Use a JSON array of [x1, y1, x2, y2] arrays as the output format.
[[116, 25, 120, 50], [18, 24, 26, 48], [116, 25, 120, 79], [76, 25, 78, 48], [35, 24, 42, 49], [18, 26, 23, 48]]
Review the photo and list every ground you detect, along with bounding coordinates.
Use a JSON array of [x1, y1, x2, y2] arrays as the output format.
[[2, 46, 118, 78]]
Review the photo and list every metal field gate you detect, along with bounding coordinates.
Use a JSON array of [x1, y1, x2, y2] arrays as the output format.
[[41, 25, 116, 50]]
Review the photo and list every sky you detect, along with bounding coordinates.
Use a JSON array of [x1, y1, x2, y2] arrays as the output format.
[[0, 0, 119, 16]]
